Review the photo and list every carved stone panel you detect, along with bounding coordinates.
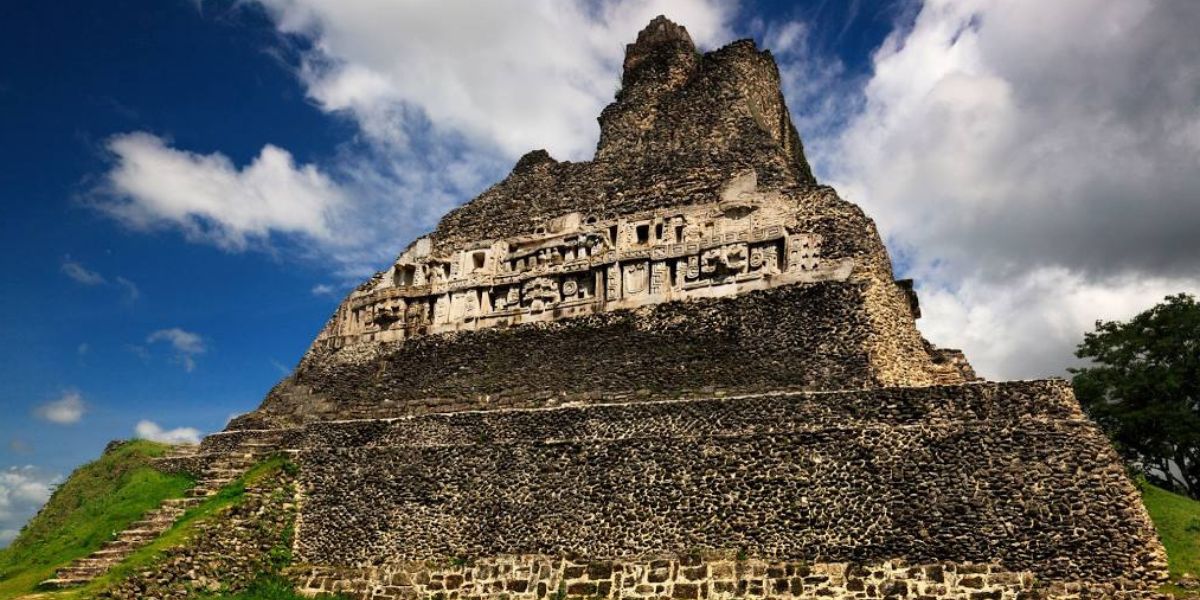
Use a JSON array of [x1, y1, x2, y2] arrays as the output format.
[[623, 262, 649, 295], [606, 263, 622, 301], [316, 196, 848, 348], [788, 234, 822, 272]]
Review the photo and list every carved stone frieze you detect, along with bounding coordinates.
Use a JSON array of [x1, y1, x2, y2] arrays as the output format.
[[315, 175, 854, 349]]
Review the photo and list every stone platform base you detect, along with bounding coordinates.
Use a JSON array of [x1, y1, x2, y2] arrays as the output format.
[[198, 381, 1166, 599]]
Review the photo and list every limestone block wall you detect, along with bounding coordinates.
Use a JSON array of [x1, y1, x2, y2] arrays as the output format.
[[293, 556, 1063, 600], [291, 381, 1166, 595]]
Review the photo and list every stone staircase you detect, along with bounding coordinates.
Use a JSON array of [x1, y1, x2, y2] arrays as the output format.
[[39, 439, 279, 589]]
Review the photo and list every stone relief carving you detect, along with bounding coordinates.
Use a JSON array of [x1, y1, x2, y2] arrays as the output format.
[[316, 173, 855, 348]]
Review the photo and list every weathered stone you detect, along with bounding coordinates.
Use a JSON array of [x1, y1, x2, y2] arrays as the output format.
[[130, 13, 1169, 600]]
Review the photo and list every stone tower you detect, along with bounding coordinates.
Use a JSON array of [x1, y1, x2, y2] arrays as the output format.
[[192, 16, 1165, 600]]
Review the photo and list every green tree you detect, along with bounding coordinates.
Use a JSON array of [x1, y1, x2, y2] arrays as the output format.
[[1071, 293, 1200, 499]]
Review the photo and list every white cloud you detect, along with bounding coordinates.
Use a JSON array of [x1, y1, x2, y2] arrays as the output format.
[[788, 0, 1200, 379], [253, 0, 733, 158], [134, 420, 202, 445], [0, 466, 60, 547], [310, 283, 335, 296], [99, 132, 348, 253], [917, 270, 1199, 379], [60, 256, 141, 301], [147, 327, 207, 372], [33, 391, 85, 425], [114, 276, 141, 302], [60, 257, 105, 285]]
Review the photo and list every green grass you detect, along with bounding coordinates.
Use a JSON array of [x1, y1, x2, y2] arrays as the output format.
[[1142, 482, 1200, 585], [0, 440, 193, 600], [59, 456, 292, 599], [0, 452, 333, 600]]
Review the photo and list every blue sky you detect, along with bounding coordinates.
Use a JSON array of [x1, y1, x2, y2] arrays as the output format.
[[1, 2, 346, 479], [2, 0, 1199, 544]]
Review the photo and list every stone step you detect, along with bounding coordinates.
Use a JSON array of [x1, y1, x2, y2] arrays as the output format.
[[204, 468, 245, 477], [240, 440, 278, 447], [129, 517, 175, 529], [207, 463, 253, 473], [116, 529, 161, 541], [194, 484, 231, 493], [162, 497, 203, 508], [216, 458, 258, 468], [140, 516, 180, 526], [69, 558, 120, 570], [55, 565, 109, 578], [40, 577, 91, 589]]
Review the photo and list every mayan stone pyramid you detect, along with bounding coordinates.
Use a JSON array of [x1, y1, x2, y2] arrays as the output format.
[[180, 16, 1166, 600]]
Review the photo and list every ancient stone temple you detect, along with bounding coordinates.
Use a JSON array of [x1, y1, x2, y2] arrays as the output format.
[[174, 16, 1165, 600]]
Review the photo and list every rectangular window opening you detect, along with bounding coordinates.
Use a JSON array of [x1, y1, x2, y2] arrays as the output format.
[[395, 265, 416, 287]]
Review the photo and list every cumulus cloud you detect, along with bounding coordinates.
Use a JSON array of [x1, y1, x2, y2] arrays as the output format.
[[147, 327, 207, 372], [33, 390, 85, 425], [251, 0, 733, 158], [99, 132, 348, 253], [96, 129, 482, 279], [782, 0, 1200, 379], [310, 283, 335, 296], [134, 420, 202, 445], [0, 466, 59, 547]]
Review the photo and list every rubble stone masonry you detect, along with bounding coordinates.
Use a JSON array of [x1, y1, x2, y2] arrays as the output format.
[[285, 381, 1165, 598]]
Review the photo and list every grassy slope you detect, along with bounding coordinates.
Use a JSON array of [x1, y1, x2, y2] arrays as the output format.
[[0, 440, 193, 600], [58, 456, 330, 600], [70, 457, 278, 596], [1142, 482, 1200, 583]]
